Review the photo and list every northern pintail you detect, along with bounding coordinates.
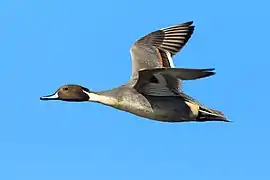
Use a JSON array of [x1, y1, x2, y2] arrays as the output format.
[[40, 21, 229, 122]]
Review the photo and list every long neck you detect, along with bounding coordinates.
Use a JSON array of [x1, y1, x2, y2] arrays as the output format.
[[85, 90, 118, 107]]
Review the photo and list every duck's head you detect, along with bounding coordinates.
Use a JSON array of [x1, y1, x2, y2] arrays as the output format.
[[40, 84, 92, 102]]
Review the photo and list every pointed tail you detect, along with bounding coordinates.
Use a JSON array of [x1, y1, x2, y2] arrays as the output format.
[[178, 92, 230, 122], [197, 106, 230, 122]]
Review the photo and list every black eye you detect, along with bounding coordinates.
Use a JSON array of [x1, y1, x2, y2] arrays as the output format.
[[63, 87, 68, 91]]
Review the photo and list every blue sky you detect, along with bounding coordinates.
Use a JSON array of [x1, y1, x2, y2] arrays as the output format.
[[1, 0, 270, 179]]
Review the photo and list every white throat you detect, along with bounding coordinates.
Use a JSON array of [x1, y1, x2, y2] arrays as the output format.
[[82, 90, 117, 106]]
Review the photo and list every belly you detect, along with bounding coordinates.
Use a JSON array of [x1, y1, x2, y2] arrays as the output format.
[[117, 94, 198, 122]]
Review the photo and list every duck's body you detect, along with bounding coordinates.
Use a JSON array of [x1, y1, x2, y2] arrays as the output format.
[[84, 83, 227, 122], [89, 85, 184, 121], [95, 88, 196, 122], [40, 21, 229, 122]]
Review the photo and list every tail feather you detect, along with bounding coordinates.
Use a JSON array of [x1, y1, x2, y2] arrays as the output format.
[[178, 92, 230, 122], [197, 106, 230, 122]]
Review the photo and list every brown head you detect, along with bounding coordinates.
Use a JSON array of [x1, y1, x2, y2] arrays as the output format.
[[40, 84, 92, 102]]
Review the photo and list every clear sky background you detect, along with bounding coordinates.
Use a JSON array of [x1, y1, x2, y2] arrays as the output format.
[[1, 0, 270, 179]]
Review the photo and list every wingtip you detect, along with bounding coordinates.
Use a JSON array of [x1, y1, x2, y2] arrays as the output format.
[[202, 68, 216, 77], [184, 21, 194, 25], [183, 21, 195, 29], [160, 21, 195, 30], [202, 68, 215, 72]]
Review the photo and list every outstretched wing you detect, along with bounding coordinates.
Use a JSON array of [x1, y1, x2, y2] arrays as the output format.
[[130, 21, 195, 92]]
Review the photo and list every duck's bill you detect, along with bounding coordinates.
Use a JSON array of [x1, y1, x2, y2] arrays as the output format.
[[40, 93, 59, 100]]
